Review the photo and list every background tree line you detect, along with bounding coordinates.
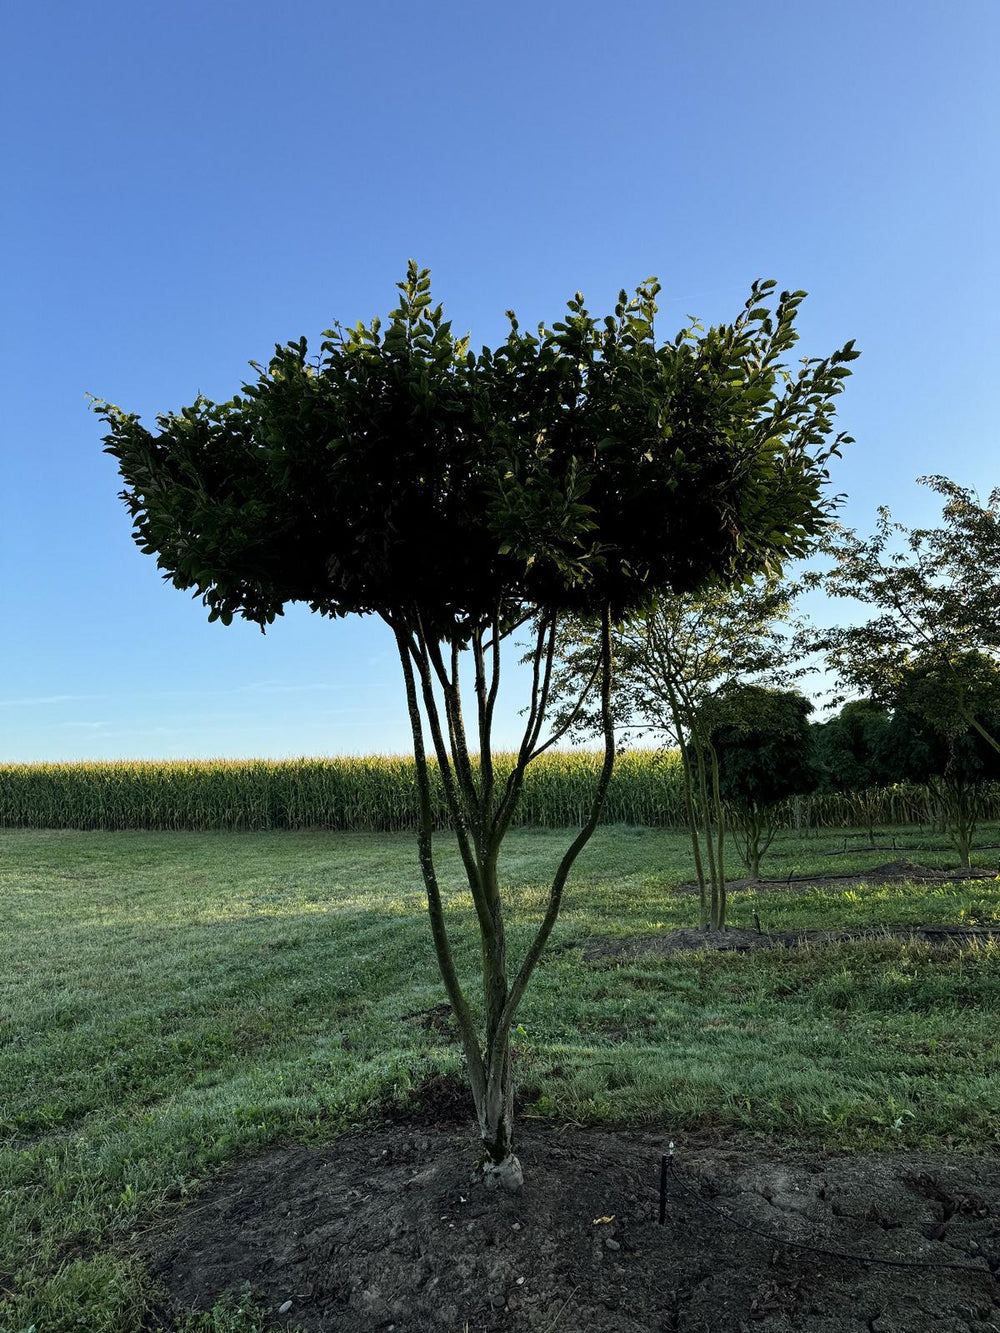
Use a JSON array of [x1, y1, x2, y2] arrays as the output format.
[[549, 477, 1000, 924]]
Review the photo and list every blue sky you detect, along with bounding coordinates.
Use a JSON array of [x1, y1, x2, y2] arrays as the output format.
[[2, 0, 997, 761]]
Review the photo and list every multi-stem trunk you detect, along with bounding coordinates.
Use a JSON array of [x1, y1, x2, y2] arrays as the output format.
[[689, 727, 726, 930], [476, 859, 520, 1188], [390, 605, 615, 1190], [940, 777, 978, 869], [709, 744, 727, 928], [666, 687, 708, 928], [690, 742, 718, 926], [734, 803, 766, 880], [742, 817, 762, 880]]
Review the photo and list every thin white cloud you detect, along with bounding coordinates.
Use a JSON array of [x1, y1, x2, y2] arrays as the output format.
[[0, 681, 352, 710], [235, 681, 342, 695], [0, 693, 105, 708]]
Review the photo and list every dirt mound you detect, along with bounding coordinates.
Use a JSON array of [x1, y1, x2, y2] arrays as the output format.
[[584, 926, 782, 958], [868, 859, 979, 880], [145, 1122, 1000, 1331], [582, 922, 1000, 960], [679, 860, 998, 897]]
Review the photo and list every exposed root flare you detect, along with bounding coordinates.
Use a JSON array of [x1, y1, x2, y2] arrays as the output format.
[[475, 1152, 524, 1193]]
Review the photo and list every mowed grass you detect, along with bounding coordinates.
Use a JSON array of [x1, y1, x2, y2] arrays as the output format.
[[2, 825, 1000, 1330]]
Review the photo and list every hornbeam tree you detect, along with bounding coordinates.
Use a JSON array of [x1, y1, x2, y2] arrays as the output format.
[[96, 263, 856, 1189]]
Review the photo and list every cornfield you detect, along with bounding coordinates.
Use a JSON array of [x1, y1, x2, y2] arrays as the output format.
[[2, 753, 999, 833], [0, 751, 684, 832]]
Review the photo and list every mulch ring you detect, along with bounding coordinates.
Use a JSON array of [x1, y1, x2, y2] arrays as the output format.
[[677, 860, 999, 898], [143, 1114, 1000, 1332], [581, 922, 1000, 960]]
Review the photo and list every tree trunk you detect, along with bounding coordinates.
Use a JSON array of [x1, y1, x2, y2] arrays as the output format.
[[474, 886, 523, 1191], [692, 742, 720, 927], [940, 779, 976, 869], [475, 1033, 522, 1190], [664, 686, 708, 928], [953, 788, 973, 869], [709, 743, 727, 929]]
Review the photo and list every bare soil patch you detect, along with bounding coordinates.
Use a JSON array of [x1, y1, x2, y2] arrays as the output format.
[[144, 1114, 1000, 1331]]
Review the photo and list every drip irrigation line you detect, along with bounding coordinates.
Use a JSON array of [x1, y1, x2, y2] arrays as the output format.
[[659, 1153, 997, 1284]]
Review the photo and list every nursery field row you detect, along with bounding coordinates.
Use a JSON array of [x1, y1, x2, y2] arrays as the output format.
[[2, 753, 997, 832]]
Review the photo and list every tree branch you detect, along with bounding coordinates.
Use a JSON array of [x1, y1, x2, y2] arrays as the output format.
[[490, 617, 552, 842], [405, 624, 497, 949], [389, 621, 486, 1104], [526, 655, 601, 761], [489, 604, 616, 1083], [424, 629, 484, 849]]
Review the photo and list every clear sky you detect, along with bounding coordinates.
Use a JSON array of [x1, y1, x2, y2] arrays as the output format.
[[2, 0, 997, 761]]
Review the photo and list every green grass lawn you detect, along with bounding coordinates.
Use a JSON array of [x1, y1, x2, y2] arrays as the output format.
[[2, 824, 1000, 1331]]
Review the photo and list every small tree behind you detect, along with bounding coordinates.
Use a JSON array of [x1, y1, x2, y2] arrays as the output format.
[[97, 265, 855, 1187], [704, 686, 819, 878], [812, 699, 894, 840], [884, 652, 1000, 866], [546, 577, 807, 925]]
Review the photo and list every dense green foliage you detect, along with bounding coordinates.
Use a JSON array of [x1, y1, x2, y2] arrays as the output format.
[[813, 700, 894, 792], [2, 826, 998, 1329], [4, 752, 1000, 832], [885, 651, 1000, 782], [706, 686, 819, 875], [96, 268, 856, 632], [708, 687, 819, 805]]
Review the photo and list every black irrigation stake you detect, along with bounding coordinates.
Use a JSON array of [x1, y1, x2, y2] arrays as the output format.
[[658, 1143, 674, 1225]]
